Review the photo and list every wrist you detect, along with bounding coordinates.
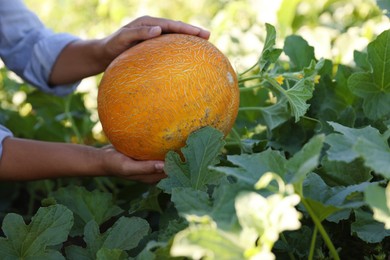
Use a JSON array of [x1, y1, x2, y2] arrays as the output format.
[[90, 39, 113, 72], [85, 145, 111, 177]]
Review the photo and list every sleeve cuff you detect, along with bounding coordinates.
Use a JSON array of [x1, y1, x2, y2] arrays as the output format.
[[23, 32, 81, 96], [0, 125, 13, 160]]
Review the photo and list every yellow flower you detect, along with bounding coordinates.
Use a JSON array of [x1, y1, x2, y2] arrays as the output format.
[[275, 75, 285, 85], [297, 74, 304, 79], [314, 75, 321, 84]]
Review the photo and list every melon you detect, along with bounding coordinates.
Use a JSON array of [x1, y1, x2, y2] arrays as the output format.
[[97, 33, 239, 160]]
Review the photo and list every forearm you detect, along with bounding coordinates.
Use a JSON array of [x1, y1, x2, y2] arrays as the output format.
[[0, 137, 105, 181], [49, 39, 110, 85]]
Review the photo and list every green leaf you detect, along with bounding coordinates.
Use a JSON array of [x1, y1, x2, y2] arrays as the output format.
[[66, 217, 150, 260], [171, 188, 212, 217], [65, 245, 90, 260], [103, 217, 149, 250], [334, 64, 356, 105], [288, 134, 325, 184], [211, 149, 287, 185], [309, 63, 356, 132], [303, 173, 370, 221], [365, 183, 390, 229], [96, 248, 128, 260], [0, 205, 73, 259], [259, 23, 283, 72], [325, 122, 365, 162], [354, 134, 390, 178], [51, 186, 123, 236], [319, 156, 372, 186], [129, 187, 163, 214], [284, 35, 315, 70], [303, 198, 339, 223], [283, 59, 324, 121], [258, 98, 291, 131], [170, 224, 244, 260], [238, 98, 291, 133], [351, 209, 390, 243], [348, 29, 390, 120], [210, 182, 250, 229], [157, 127, 225, 193], [348, 72, 390, 120], [326, 122, 390, 178], [353, 50, 371, 71]]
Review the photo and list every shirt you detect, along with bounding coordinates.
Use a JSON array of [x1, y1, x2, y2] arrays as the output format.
[[0, 0, 80, 159]]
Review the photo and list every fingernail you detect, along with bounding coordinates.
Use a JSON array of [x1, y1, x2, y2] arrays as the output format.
[[155, 162, 165, 172], [149, 26, 161, 36]]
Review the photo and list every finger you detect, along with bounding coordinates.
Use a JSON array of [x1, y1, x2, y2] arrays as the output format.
[[117, 26, 162, 47], [161, 20, 210, 39], [123, 159, 165, 175], [130, 16, 210, 39]]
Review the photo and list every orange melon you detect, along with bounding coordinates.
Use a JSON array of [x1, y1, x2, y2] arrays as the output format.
[[97, 33, 239, 160]]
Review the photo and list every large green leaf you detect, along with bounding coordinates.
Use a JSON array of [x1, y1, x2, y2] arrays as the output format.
[[303, 173, 371, 221], [171, 188, 212, 217], [51, 186, 123, 236], [0, 205, 73, 260], [351, 209, 390, 243], [66, 217, 149, 260], [211, 149, 287, 185], [158, 127, 225, 193], [365, 183, 390, 229], [326, 122, 390, 178], [319, 156, 372, 186], [287, 134, 325, 184], [284, 35, 315, 70], [170, 224, 244, 260], [348, 29, 390, 120]]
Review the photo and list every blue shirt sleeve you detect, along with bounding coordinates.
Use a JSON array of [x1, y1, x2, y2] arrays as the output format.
[[0, 0, 82, 159], [0, 125, 13, 159], [0, 0, 81, 96]]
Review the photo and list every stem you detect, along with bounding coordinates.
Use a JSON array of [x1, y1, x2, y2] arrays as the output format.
[[238, 62, 258, 76], [238, 106, 264, 112], [65, 95, 83, 144], [229, 127, 243, 153], [308, 225, 318, 260], [238, 75, 263, 83], [239, 83, 264, 92], [301, 198, 340, 260], [264, 75, 287, 95]]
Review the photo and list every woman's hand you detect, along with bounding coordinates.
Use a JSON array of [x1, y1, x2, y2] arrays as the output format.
[[99, 16, 210, 65], [100, 145, 166, 184]]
